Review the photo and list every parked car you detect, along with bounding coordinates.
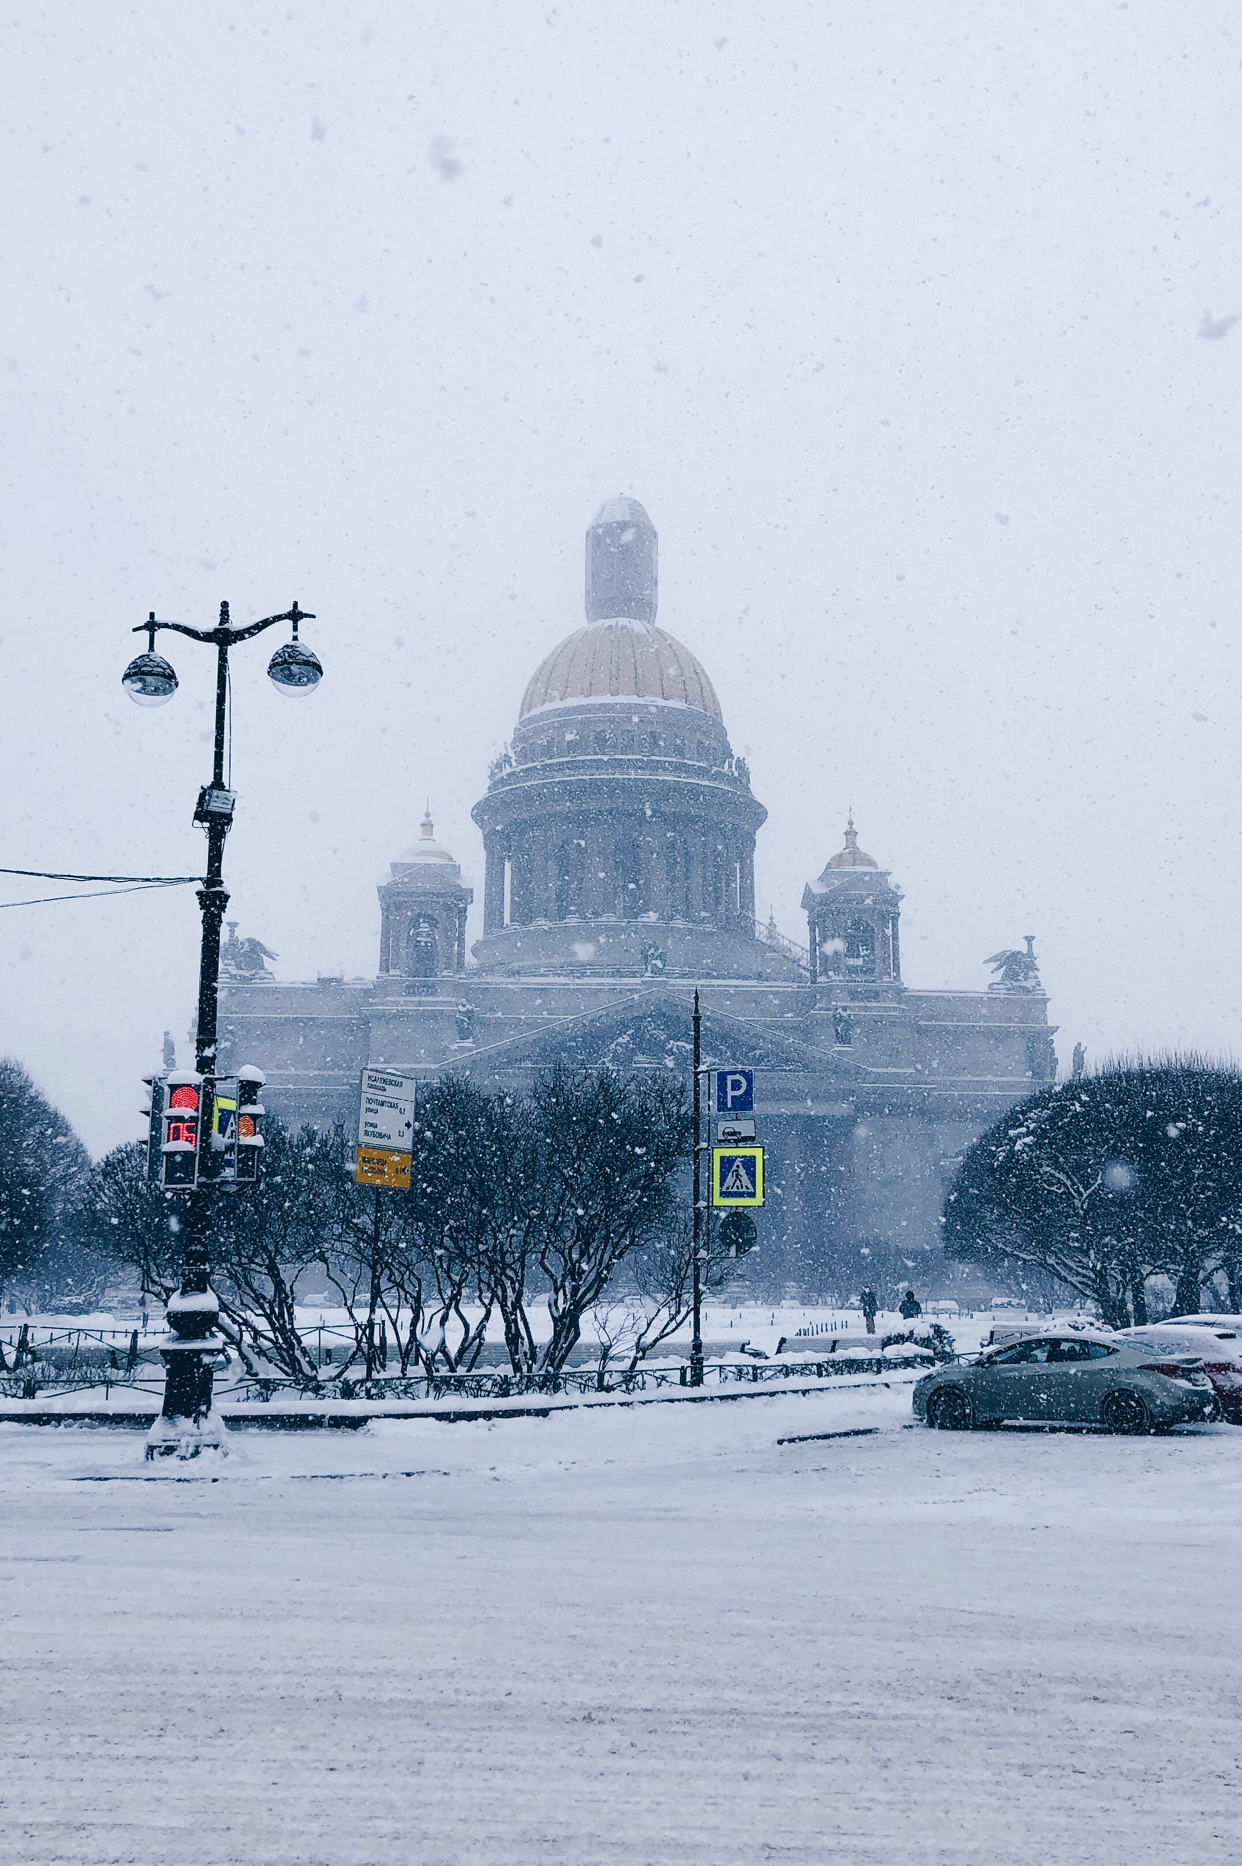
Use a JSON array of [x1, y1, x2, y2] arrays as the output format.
[[1114, 1323, 1242, 1424], [1155, 1313, 1242, 1330], [914, 1330, 1217, 1433]]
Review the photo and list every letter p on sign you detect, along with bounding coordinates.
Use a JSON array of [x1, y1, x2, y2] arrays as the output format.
[[714, 1069, 754, 1113]]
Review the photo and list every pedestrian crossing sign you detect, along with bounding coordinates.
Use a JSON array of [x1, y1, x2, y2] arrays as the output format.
[[712, 1145, 764, 1207]]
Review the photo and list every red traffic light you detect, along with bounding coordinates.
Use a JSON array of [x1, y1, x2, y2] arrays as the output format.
[[169, 1084, 200, 1111]]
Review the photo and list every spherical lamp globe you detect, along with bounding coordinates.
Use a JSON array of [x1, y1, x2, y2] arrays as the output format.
[[267, 639, 323, 695], [121, 651, 179, 707]]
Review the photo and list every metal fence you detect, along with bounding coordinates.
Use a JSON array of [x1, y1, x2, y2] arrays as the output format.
[[230, 1347, 933, 1406]]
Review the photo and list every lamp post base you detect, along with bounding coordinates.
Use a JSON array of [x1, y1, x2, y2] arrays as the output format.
[[146, 1335, 228, 1460], [145, 1404, 226, 1461]]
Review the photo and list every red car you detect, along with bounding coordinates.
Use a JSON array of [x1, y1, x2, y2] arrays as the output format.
[[1115, 1323, 1242, 1423]]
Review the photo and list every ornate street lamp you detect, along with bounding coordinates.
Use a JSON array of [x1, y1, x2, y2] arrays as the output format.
[[122, 599, 322, 1456]]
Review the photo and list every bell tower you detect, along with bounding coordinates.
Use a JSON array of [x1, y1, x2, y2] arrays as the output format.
[[377, 809, 473, 989], [801, 819, 903, 987]]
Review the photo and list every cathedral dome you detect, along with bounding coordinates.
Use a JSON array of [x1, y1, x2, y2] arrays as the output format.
[[820, 820, 879, 875], [519, 619, 722, 723], [394, 810, 456, 868]]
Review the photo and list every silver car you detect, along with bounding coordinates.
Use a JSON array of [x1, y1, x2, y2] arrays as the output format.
[[913, 1330, 1217, 1433]]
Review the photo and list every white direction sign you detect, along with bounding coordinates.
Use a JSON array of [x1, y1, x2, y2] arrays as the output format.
[[358, 1067, 417, 1153]]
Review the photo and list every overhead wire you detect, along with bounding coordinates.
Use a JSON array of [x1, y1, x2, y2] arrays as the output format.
[[0, 881, 200, 909], [0, 867, 203, 883], [0, 866, 204, 911]]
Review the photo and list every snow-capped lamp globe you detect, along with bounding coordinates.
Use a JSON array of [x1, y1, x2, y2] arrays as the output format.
[[121, 613, 179, 706], [267, 606, 323, 695]]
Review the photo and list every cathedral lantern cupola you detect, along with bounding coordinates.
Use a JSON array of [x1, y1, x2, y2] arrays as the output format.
[[585, 495, 658, 622], [801, 818, 903, 987], [377, 808, 473, 987], [470, 498, 801, 981]]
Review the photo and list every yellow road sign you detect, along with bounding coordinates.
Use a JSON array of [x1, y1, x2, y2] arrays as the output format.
[[711, 1145, 764, 1207], [355, 1145, 412, 1190]]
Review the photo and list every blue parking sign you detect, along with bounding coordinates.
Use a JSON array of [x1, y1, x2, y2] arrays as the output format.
[[714, 1069, 754, 1114]]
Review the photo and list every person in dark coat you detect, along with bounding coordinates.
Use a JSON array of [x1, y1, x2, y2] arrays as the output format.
[[899, 1289, 922, 1321], [860, 1287, 879, 1335]]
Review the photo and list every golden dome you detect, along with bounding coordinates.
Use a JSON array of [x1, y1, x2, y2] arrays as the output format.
[[519, 619, 722, 723], [822, 819, 879, 873]]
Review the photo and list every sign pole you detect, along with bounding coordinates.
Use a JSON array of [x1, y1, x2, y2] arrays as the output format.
[[691, 988, 704, 1387]]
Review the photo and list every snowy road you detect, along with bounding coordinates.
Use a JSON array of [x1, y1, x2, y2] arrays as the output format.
[[2, 1391, 1240, 1866]]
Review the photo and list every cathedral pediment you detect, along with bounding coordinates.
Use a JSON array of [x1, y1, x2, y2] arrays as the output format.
[[459, 988, 817, 1081]]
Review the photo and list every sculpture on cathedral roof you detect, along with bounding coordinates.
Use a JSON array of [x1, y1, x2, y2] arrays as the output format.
[[986, 935, 1042, 993], [221, 922, 278, 981]]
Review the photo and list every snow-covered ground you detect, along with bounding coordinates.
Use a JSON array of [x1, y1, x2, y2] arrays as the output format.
[[2, 1391, 1240, 1865]]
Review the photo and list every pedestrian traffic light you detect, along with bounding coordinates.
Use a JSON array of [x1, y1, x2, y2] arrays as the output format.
[[718, 1211, 759, 1258], [197, 1077, 237, 1185], [233, 1065, 266, 1184], [160, 1070, 203, 1188]]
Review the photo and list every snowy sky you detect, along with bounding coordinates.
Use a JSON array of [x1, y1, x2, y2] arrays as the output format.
[[3, 2, 1242, 1155]]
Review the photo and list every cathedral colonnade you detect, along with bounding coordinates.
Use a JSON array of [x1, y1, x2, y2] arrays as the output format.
[[481, 803, 757, 932]]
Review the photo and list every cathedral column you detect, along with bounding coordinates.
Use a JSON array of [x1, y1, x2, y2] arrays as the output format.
[[378, 905, 392, 975], [740, 841, 755, 923], [584, 823, 608, 919], [508, 837, 528, 924], [483, 839, 505, 933], [650, 830, 671, 920], [688, 831, 706, 920]]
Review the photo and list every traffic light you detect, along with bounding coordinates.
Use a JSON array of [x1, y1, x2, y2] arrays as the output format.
[[160, 1070, 203, 1189], [233, 1065, 267, 1184], [141, 1075, 165, 1184], [717, 1210, 759, 1259], [197, 1076, 237, 1185]]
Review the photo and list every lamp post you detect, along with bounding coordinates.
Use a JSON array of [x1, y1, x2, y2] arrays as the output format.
[[122, 599, 322, 1456]]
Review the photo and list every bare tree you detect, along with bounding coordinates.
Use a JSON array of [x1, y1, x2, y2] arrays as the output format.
[[524, 1065, 691, 1378], [0, 1060, 91, 1311], [81, 1121, 335, 1381], [73, 1141, 177, 1301], [208, 1121, 337, 1380], [944, 1058, 1242, 1324]]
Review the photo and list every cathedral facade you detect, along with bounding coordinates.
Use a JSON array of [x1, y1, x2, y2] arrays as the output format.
[[217, 498, 1056, 1291]]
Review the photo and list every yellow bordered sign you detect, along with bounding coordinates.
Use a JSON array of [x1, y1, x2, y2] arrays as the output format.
[[711, 1144, 764, 1207], [355, 1145, 412, 1190]]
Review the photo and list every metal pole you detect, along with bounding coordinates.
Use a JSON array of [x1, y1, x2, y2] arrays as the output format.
[[365, 1188, 382, 1382], [151, 609, 232, 1456], [690, 988, 704, 1386]]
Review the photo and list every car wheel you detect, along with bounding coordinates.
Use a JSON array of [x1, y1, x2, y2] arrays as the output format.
[[1102, 1388, 1151, 1435], [927, 1386, 974, 1431]]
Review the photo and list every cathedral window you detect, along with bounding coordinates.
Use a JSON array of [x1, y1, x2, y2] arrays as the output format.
[[593, 730, 608, 754], [844, 919, 876, 971], [406, 916, 438, 979], [673, 737, 685, 759]]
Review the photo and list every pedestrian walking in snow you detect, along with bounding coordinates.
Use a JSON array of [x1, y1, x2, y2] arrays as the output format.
[[899, 1289, 922, 1320], [860, 1287, 878, 1335]]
